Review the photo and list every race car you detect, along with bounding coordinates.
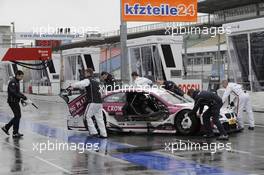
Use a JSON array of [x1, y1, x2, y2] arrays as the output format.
[[60, 88, 239, 135]]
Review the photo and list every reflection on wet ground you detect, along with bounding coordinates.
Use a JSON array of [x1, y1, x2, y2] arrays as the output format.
[[0, 98, 263, 174]]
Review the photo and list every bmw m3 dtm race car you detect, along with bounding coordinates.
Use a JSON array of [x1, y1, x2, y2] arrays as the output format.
[[60, 88, 239, 135]]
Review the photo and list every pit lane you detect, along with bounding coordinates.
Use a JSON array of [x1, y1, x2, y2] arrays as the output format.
[[0, 96, 263, 175]]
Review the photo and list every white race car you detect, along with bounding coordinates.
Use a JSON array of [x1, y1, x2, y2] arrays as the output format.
[[61, 88, 239, 135]]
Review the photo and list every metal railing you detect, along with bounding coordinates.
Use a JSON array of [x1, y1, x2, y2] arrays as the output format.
[[102, 6, 263, 38], [102, 15, 212, 38]]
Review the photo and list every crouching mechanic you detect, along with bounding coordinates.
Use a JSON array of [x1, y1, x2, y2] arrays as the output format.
[[222, 80, 254, 130], [187, 89, 229, 140], [69, 68, 107, 138], [156, 79, 184, 97], [1, 70, 27, 138]]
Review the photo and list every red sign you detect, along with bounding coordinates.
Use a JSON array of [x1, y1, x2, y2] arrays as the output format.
[[69, 94, 88, 117], [2, 48, 51, 61], [178, 83, 200, 93], [35, 40, 61, 48]]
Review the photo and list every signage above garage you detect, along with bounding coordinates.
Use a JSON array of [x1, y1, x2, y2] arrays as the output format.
[[122, 0, 197, 22]]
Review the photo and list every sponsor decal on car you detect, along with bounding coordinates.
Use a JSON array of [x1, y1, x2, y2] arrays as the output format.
[[107, 106, 123, 112]]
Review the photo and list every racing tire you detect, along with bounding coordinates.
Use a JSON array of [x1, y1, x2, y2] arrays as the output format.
[[174, 110, 200, 136]]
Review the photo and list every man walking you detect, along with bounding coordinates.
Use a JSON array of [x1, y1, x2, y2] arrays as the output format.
[[2, 70, 27, 138], [187, 89, 229, 140], [70, 68, 107, 138], [222, 80, 254, 130]]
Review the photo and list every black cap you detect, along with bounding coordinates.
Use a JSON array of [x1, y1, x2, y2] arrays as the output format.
[[101, 71, 108, 76], [15, 70, 24, 76], [131, 72, 139, 77]]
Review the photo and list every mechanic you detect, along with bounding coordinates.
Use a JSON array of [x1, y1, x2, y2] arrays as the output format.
[[187, 89, 229, 140], [131, 72, 153, 86], [1, 70, 27, 138], [100, 71, 117, 91], [222, 80, 254, 130], [69, 68, 107, 138], [78, 69, 85, 80], [156, 79, 184, 97], [138, 95, 154, 115]]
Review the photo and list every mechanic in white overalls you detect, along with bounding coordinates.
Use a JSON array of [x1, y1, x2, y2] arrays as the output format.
[[70, 68, 107, 138], [131, 72, 153, 86], [222, 80, 255, 130]]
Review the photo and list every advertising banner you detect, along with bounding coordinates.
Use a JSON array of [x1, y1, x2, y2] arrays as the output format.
[[1, 48, 52, 61], [122, 0, 197, 22]]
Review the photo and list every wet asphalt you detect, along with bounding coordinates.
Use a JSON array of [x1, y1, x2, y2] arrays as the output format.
[[0, 96, 264, 175]]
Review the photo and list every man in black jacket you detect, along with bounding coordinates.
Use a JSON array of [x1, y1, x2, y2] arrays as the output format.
[[187, 89, 228, 140], [2, 70, 27, 138], [70, 68, 107, 138], [156, 80, 184, 97], [100, 72, 116, 92]]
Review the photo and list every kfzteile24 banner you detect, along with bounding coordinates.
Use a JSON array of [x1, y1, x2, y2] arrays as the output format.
[[122, 0, 197, 22]]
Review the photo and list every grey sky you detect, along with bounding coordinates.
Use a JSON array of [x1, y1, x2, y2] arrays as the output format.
[[0, 0, 152, 33]]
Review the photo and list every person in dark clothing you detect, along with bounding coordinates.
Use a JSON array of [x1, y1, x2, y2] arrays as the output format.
[[100, 72, 117, 92], [156, 80, 184, 97], [187, 89, 229, 140], [78, 69, 85, 80], [137, 95, 153, 115], [2, 70, 27, 138], [70, 68, 107, 138]]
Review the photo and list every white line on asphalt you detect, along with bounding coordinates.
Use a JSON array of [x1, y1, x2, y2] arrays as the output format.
[[0, 121, 146, 167], [34, 155, 73, 174], [0, 137, 73, 174], [26, 127, 138, 165]]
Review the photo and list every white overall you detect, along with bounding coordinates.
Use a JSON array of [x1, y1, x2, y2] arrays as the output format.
[[222, 83, 254, 128]]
